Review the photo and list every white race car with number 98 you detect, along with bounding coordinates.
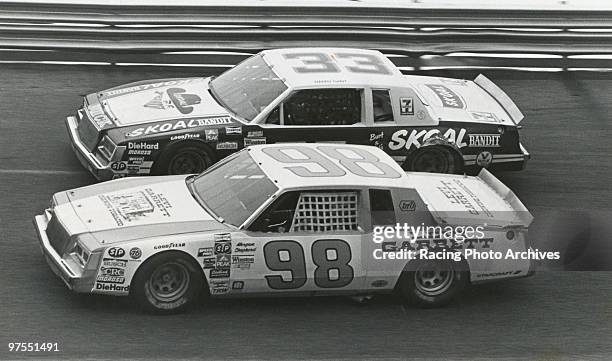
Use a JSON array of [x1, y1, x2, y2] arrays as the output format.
[[34, 143, 534, 313]]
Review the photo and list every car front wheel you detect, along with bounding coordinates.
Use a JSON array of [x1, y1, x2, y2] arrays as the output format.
[[132, 252, 204, 314], [396, 259, 467, 308]]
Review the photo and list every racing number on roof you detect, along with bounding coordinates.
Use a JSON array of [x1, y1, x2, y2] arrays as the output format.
[[261, 145, 402, 178], [283, 52, 391, 75], [264, 239, 354, 290]]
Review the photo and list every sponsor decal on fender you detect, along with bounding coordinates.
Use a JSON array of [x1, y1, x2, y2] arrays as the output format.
[[244, 138, 266, 147], [126, 117, 233, 137], [102, 258, 127, 268], [388, 128, 467, 151], [205, 129, 219, 141], [96, 283, 130, 292], [107, 247, 125, 258], [129, 247, 142, 260], [216, 142, 238, 150], [153, 242, 185, 250], [128, 142, 159, 155], [247, 130, 264, 138], [468, 134, 500, 148], [398, 200, 416, 211], [225, 126, 242, 135], [170, 133, 200, 141]]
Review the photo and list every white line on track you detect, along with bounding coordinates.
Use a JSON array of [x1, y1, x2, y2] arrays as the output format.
[[0, 169, 87, 175]]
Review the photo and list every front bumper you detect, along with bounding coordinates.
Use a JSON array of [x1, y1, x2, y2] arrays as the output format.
[[33, 210, 91, 293], [65, 116, 114, 181]]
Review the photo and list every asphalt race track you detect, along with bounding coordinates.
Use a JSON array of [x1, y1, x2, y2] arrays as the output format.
[[0, 64, 611, 360]]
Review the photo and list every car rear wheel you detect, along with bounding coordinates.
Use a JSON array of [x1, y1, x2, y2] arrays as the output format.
[[156, 142, 214, 175], [132, 252, 204, 314], [396, 259, 467, 308], [405, 146, 458, 174]]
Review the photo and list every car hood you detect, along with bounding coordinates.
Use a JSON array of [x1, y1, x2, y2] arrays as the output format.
[[96, 77, 229, 127], [55, 175, 229, 244]]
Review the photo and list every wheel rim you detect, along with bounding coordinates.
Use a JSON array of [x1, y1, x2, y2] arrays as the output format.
[[414, 262, 454, 296], [411, 148, 451, 173], [168, 150, 207, 174], [146, 262, 191, 304]]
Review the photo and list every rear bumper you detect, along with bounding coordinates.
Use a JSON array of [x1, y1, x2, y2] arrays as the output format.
[[464, 142, 530, 172], [33, 210, 91, 293], [65, 116, 114, 182]]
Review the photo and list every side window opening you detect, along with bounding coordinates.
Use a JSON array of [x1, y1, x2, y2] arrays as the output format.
[[372, 89, 394, 123], [369, 188, 396, 226], [248, 192, 300, 233], [283, 89, 362, 126], [291, 191, 360, 232], [265, 106, 280, 125]]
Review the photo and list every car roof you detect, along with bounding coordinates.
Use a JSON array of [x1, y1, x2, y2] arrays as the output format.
[[261, 47, 405, 89], [247, 143, 408, 190]]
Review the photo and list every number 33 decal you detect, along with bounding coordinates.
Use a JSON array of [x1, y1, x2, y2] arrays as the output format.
[[283, 52, 392, 75], [263, 239, 354, 289]]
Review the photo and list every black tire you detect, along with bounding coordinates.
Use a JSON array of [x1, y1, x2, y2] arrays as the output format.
[[396, 259, 468, 308], [131, 251, 204, 314], [405, 146, 459, 174], [155, 142, 214, 175]]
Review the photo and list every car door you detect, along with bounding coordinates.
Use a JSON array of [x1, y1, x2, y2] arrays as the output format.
[[259, 88, 372, 146], [230, 189, 367, 295]]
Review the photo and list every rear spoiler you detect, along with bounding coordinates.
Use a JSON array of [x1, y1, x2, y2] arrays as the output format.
[[474, 74, 525, 125], [477, 169, 533, 227]]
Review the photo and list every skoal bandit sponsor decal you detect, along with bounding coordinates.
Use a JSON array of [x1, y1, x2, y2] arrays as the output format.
[[468, 134, 500, 148], [144, 88, 201, 115], [99, 188, 173, 226], [103, 78, 197, 98], [126, 117, 233, 137], [388, 128, 467, 151], [425, 84, 465, 109]]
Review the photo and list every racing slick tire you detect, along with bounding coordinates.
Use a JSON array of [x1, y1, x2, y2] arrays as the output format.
[[131, 251, 205, 314], [154, 141, 215, 175], [404, 146, 461, 174], [396, 259, 468, 308]]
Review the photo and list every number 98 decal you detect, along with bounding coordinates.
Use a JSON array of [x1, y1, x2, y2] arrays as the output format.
[[262, 145, 402, 179], [263, 239, 354, 290]]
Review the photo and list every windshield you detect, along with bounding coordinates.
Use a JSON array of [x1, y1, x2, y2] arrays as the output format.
[[209, 54, 287, 122], [190, 150, 278, 227]]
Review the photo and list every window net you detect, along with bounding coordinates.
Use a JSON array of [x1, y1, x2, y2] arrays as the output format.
[[290, 192, 359, 232]]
